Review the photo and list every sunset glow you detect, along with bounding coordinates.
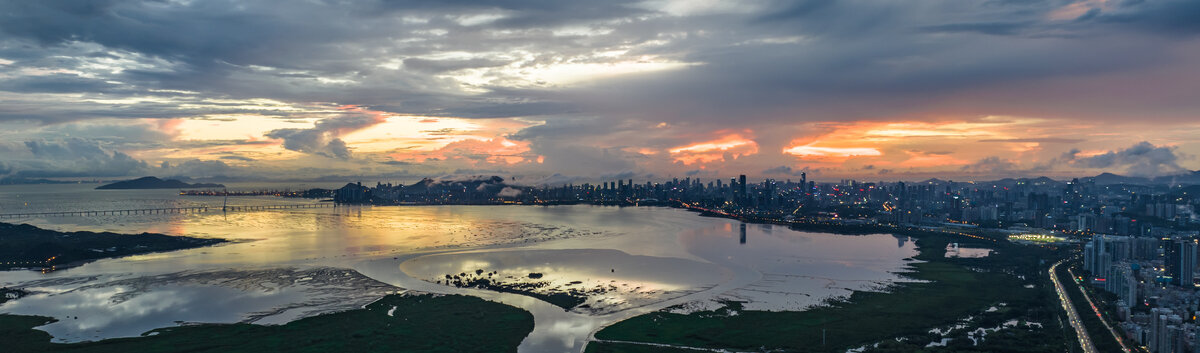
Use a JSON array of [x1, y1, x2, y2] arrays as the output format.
[[0, 0, 1196, 182], [782, 143, 882, 159], [6, 3, 1200, 353], [669, 134, 759, 165]]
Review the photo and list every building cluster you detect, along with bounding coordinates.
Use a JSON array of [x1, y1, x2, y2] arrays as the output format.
[[526, 175, 1200, 235], [335, 172, 1200, 351], [334, 176, 520, 204], [337, 174, 1200, 236], [1085, 235, 1200, 352], [180, 188, 333, 198]]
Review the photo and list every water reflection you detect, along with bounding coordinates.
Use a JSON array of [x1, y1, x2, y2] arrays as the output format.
[[679, 223, 919, 312], [3, 267, 397, 342], [400, 249, 729, 314], [0, 184, 920, 353]]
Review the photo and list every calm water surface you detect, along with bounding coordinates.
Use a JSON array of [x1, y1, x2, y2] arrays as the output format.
[[0, 184, 919, 352]]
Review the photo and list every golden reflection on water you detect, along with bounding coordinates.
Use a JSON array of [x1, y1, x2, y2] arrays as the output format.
[[45, 205, 620, 268], [1, 185, 927, 351]]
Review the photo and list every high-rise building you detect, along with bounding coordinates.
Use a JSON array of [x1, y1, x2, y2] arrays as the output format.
[[1167, 239, 1197, 287], [1149, 308, 1181, 353], [738, 175, 747, 200], [1133, 237, 1161, 261], [1183, 241, 1197, 288], [1104, 262, 1138, 309]]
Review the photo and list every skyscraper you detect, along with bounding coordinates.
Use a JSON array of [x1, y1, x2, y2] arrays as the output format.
[[738, 174, 747, 201], [1166, 239, 1197, 287]]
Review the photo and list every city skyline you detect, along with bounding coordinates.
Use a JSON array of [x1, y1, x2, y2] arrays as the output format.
[[2, 0, 1200, 182]]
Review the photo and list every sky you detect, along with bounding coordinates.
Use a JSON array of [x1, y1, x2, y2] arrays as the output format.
[[1, 0, 1199, 183]]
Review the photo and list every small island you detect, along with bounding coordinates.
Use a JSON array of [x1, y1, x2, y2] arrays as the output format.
[[96, 176, 224, 190], [0, 222, 226, 271]]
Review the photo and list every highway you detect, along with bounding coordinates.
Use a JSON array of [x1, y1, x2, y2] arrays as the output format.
[[1067, 266, 1133, 352], [1051, 259, 1097, 353]]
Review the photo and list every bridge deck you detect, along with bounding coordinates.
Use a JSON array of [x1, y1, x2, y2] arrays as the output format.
[[0, 203, 334, 219]]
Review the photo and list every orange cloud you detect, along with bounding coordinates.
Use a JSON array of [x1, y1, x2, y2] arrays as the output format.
[[896, 150, 968, 168], [781, 117, 1043, 168], [330, 104, 391, 134], [1047, 0, 1112, 21], [154, 118, 185, 139], [783, 142, 882, 159], [388, 137, 531, 165], [668, 134, 759, 165]]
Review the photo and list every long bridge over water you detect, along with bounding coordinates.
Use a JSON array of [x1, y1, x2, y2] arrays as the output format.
[[0, 203, 335, 219]]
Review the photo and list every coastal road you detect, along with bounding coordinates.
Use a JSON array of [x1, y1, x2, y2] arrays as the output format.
[[589, 339, 750, 352], [1066, 266, 1133, 353], [1051, 259, 1097, 353]]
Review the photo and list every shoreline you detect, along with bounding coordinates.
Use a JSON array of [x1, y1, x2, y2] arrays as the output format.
[[0, 222, 228, 272], [586, 205, 1072, 352], [3, 204, 1069, 353]]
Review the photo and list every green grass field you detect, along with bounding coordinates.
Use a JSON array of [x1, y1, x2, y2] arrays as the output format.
[[2, 294, 533, 353]]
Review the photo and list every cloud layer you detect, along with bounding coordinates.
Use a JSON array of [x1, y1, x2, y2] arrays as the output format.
[[0, 0, 1198, 181]]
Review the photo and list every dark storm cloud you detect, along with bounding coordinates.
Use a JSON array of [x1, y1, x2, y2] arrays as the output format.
[[754, 0, 840, 24], [2, 0, 1196, 126], [920, 21, 1034, 36], [508, 118, 624, 141], [762, 165, 816, 177], [0, 73, 125, 93], [1068, 141, 1186, 176], [168, 159, 236, 178], [1090, 0, 1200, 35], [219, 155, 256, 162], [367, 0, 649, 27], [10, 138, 149, 177], [0, 1, 354, 68], [265, 114, 385, 159], [402, 58, 509, 74], [264, 129, 352, 159], [533, 142, 637, 174], [0, 0, 1198, 179], [961, 156, 1019, 174], [36, 121, 177, 146]]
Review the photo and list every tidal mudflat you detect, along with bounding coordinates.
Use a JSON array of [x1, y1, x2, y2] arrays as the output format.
[[3, 267, 400, 343], [1, 186, 924, 353], [402, 248, 728, 313], [2, 293, 533, 353]]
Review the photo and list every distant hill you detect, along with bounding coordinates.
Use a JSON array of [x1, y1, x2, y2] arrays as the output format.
[[1088, 172, 1150, 185], [989, 176, 1062, 187], [1153, 171, 1200, 185], [96, 176, 224, 190], [403, 175, 508, 195], [0, 177, 79, 185]]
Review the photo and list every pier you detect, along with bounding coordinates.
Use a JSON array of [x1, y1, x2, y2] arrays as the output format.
[[220, 204, 333, 212], [0, 203, 334, 219]]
